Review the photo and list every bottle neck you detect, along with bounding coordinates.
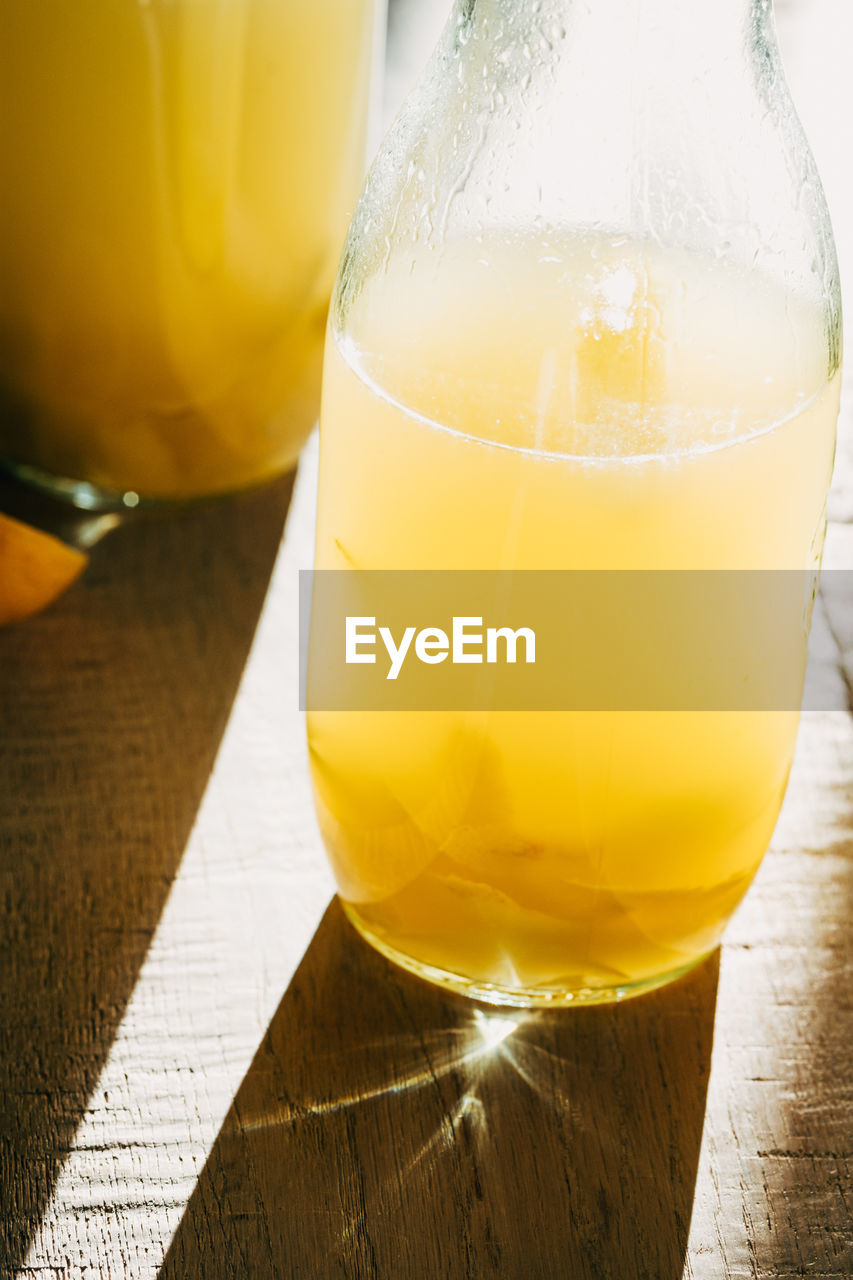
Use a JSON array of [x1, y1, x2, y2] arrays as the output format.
[[424, 0, 791, 261], [458, 0, 770, 25], [454, 0, 776, 69]]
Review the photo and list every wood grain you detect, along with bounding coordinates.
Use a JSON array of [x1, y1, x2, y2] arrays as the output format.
[[1, 1, 852, 1278], [0, 477, 294, 1275], [160, 902, 719, 1280]]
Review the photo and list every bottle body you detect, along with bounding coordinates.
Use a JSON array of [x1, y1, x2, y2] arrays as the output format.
[[307, 0, 841, 1004], [0, 0, 381, 503]]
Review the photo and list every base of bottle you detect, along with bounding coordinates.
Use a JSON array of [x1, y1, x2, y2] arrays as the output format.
[[0, 455, 299, 514], [0, 458, 146, 513], [341, 900, 710, 1009]]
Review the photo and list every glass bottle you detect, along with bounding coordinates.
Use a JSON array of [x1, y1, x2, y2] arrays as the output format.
[[0, 0, 384, 507], [307, 0, 841, 1005]]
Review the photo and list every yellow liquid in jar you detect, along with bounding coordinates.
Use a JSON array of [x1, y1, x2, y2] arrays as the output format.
[[0, 0, 376, 499], [308, 234, 839, 1003]]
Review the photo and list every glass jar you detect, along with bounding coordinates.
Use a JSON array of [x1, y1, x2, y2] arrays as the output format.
[[0, 0, 384, 505], [307, 0, 841, 1005]]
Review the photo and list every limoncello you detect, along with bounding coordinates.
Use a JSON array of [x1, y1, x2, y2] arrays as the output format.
[[308, 234, 839, 1004], [0, 0, 377, 499]]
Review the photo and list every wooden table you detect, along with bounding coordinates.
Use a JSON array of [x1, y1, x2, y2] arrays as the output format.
[[1, 2, 851, 1277]]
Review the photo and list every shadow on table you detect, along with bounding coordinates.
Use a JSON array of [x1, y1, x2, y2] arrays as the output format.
[[0, 473, 294, 1275], [161, 899, 718, 1280]]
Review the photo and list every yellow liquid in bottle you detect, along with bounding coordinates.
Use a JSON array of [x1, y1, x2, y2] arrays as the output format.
[[308, 235, 839, 1004], [0, 0, 375, 499]]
